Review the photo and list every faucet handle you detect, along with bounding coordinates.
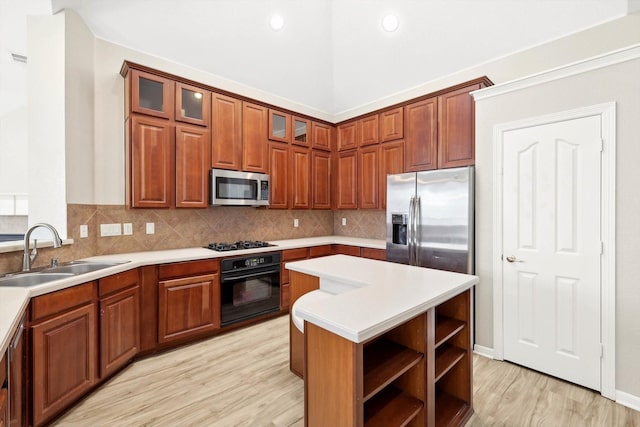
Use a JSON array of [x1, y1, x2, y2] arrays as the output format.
[[50, 257, 59, 267]]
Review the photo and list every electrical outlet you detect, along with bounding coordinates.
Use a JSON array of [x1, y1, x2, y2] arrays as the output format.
[[294, 218, 299, 228], [100, 223, 122, 237], [79, 225, 88, 238], [123, 223, 133, 235], [146, 222, 155, 234], [342, 218, 347, 226]]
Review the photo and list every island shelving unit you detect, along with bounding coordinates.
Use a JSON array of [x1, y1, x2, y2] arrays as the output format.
[[286, 255, 478, 427]]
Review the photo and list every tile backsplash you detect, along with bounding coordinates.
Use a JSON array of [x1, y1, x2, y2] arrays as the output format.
[[0, 205, 386, 275]]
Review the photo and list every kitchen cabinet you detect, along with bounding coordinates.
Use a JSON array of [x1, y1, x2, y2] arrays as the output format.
[[291, 147, 311, 209], [99, 269, 140, 379], [437, 84, 480, 169], [281, 247, 310, 311], [311, 150, 331, 209], [360, 247, 386, 261], [358, 145, 379, 209], [158, 259, 220, 345], [175, 124, 211, 208], [1, 353, 6, 427], [128, 115, 173, 208], [268, 109, 292, 144], [293, 117, 311, 147], [242, 102, 269, 173], [30, 282, 98, 427], [337, 121, 357, 151], [8, 314, 25, 427], [380, 107, 404, 143], [127, 68, 174, 120], [211, 93, 243, 170], [333, 244, 361, 257], [404, 97, 438, 172], [175, 82, 210, 127], [311, 122, 332, 151], [379, 140, 404, 209], [269, 143, 290, 209], [336, 150, 358, 209], [358, 115, 379, 147]]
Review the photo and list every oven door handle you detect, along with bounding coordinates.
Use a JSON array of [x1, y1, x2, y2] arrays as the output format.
[[221, 270, 279, 283]]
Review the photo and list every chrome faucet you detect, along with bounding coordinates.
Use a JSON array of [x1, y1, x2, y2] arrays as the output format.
[[22, 223, 63, 271]]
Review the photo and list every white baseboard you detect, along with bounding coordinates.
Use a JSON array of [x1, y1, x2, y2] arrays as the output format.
[[616, 390, 640, 412], [473, 344, 494, 359]]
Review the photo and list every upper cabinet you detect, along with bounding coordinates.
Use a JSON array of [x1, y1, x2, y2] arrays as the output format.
[[379, 107, 403, 143], [404, 97, 438, 172], [337, 121, 357, 151], [293, 117, 311, 147], [358, 115, 379, 147], [175, 82, 210, 127], [243, 102, 269, 173], [268, 109, 292, 144], [311, 122, 332, 151], [211, 93, 242, 170], [129, 69, 174, 120]]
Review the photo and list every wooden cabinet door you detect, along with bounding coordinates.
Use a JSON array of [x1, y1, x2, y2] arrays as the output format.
[[379, 141, 405, 209], [380, 107, 404, 142], [291, 147, 311, 209], [175, 82, 210, 127], [99, 286, 140, 378], [158, 274, 219, 344], [32, 304, 97, 427], [175, 124, 211, 208], [437, 84, 480, 168], [130, 69, 174, 120], [336, 150, 358, 209], [212, 93, 242, 170], [268, 109, 292, 144], [292, 116, 311, 147], [404, 97, 437, 172], [358, 145, 379, 209], [311, 122, 332, 151], [242, 102, 269, 173], [0, 387, 6, 427], [129, 115, 173, 208], [311, 150, 331, 209], [269, 143, 289, 209], [9, 318, 24, 427], [337, 121, 357, 151], [358, 115, 379, 147]]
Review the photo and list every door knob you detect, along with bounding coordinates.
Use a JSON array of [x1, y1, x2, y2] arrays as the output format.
[[506, 256, 523, 263]]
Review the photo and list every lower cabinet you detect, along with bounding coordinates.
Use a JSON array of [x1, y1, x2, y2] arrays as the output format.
[[30, 282, 98, 427], [1, 353, 7, 427], [99, 269, 140, 378], [8, 315, 25, 427], [157, 260, 220, 344]]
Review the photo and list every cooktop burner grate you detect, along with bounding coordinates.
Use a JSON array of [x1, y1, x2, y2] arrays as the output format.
[[207, 240, 276, 252]]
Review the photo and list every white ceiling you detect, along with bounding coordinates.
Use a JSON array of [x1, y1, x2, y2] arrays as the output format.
[[5, 0, 633, 117]]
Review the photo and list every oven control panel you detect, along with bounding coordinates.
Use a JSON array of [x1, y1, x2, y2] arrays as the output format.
[[221, 252, 281, 272]]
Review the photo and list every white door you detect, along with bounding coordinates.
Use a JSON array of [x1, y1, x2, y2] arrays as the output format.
[[502, 115, 602, 391]]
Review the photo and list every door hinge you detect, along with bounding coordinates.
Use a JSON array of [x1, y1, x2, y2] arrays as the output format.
[[600, 343, 604, 358], [600, 241, 604, 255]]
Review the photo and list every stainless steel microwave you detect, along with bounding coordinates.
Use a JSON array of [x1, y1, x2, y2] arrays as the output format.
[[209, 169, 270, 207]]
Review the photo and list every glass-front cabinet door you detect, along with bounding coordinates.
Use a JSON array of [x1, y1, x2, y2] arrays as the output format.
[[175, 82, 211, 127], [292, 116, 310, 147], [130, 69, 174, 119], [268, 109, 291, 143]]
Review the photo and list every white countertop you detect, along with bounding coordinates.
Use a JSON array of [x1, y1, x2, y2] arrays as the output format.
[[286, 255, 479, 343], [0, 235, 384, 357]]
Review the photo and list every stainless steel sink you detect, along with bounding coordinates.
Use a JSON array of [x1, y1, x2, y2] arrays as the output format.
[[0, 260, 129, 287], [43, 261, 128, 275], [0, 272, 74, 287]]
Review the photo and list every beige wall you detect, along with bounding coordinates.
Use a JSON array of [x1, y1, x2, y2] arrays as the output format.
[[474, 57, 640, 397]]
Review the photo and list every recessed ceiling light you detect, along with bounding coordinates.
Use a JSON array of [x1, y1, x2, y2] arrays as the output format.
[[382, 14, 399, 32], [270, 14, 285, 31]]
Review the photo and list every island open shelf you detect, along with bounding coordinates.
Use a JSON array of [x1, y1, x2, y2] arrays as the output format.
[[286, 255, 478, 427]]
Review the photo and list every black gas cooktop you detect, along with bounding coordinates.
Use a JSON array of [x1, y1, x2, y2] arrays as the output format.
[[206, 240, 276, 252]]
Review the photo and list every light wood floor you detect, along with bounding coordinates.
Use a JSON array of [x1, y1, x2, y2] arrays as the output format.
[[53, 315, 640, 427]]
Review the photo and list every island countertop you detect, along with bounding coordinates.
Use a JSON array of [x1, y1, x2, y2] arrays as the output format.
[[286, 255, 479, 343]]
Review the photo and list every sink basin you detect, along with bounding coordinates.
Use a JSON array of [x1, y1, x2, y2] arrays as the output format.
[[0, 272, 74, 287], [43, 261, 128, 275]]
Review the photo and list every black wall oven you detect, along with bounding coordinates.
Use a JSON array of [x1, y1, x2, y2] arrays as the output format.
[[220, 252, 281, 326]]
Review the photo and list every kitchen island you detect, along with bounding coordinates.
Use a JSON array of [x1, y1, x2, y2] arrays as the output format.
[[286, 255, 479, 427]]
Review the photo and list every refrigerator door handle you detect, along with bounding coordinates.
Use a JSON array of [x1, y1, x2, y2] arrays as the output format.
[[408, 196, 415, 266], [414, 195, 421, 265]]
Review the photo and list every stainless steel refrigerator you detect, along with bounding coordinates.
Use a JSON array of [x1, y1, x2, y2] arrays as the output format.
[[386, 166, 474, 274]]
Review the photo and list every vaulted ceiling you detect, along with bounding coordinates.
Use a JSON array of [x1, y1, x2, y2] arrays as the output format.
[[2, 1, 634, 117]]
